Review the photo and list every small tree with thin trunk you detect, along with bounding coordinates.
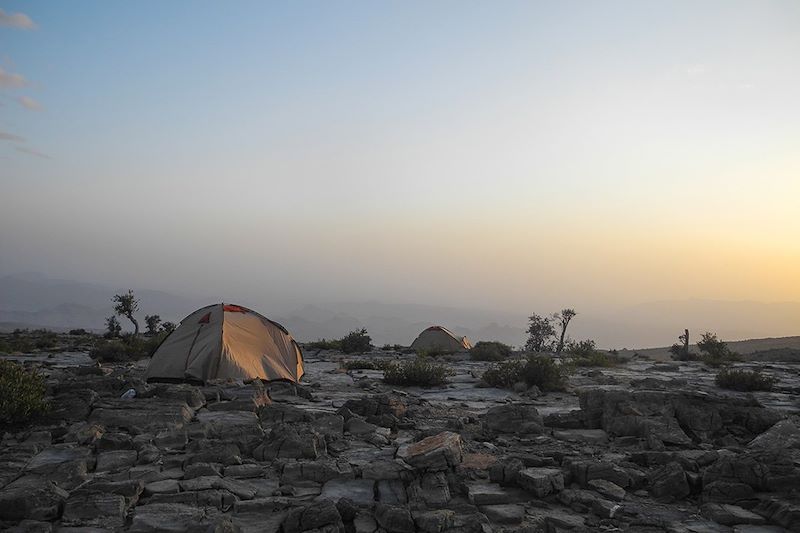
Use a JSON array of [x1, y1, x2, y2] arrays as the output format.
[[553, 308, 576, 354], [112, 290, 140, 336], [145, 315, 161, 336], [104, 316, 122, 339], [525, 313, 556, 352]]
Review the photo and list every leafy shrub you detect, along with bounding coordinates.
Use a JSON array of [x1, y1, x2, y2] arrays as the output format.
[[341, 359, 389, 371], [716, 368, 776, 392], [482, 355, 568, 392], [340, 328, 372, 354], [482, 359, 527, 388], [565, 339, 623, 367], [697, 332, 740, 367], [89, 334, 165, 362], [470, 341, 513, 361], [306, 338, 343, 351], [69, 328, 90, 336], [0, 360, 49, 425], [383, 357, 451, 387], [380, 344, 404, 351]]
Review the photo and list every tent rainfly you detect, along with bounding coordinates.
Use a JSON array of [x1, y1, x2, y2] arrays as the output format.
[[144, 303, 304, 384], [410, 325, 472, 352]]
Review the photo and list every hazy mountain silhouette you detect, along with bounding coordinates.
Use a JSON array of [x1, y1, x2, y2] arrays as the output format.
[[0, 273, 798, 348]]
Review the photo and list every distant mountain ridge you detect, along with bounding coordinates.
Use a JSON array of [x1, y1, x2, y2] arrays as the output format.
[[0, 273, 797, 348]]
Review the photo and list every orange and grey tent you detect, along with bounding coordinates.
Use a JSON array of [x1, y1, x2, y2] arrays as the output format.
[[410, 325, 472, 352], [144, 303, 304, 384]]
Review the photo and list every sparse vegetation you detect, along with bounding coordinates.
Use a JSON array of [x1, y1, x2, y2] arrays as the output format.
[[340, 359, 389, 371], [554, 309, 577, 354], [306, 338, 343, 351], [0, 360, 49, 426], [145, 314, 162, 336], [380, 343, 404, 351], [715, 368, 776, 392], [698, 332, 741, 367], [105, 315, 122, 338], [470, 341, 513, 361], [113, 289, 140, 336], [89, 334, 165, 362], [340, 328, 373, 354], [416, 347, 454, 357], [525, 313, 556, 352], [160, 321, 177, 334], [669, 329, 695, 361], [383, 357, 451, 387], [482, 355, 568, 392], [567, 339, 624, 367]]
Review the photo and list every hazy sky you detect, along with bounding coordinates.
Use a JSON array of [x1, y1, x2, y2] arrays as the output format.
[[1, 1, 799, 315]]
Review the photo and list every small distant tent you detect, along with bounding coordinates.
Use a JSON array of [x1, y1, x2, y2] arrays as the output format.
[[144, 303, 304, 384], [410, 326, 472, 352]]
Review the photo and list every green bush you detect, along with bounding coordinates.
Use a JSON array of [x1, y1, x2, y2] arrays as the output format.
[[341, 359, 389, 371], [383, 357, 451, 387], [481, 359, 527, 388], [416, 347, 454, 357], [380, 344, 404, 351], [89, 334, 165, 362], [698, 332, 740, 367], [470, 341, 513, 361], [482, 355, 568, 392], [306, 338, 343, 351], [0, 360, 49, 425], [716, 368, 776, 392], [565, 339, 623, 367], [340, 328, 372, 354]]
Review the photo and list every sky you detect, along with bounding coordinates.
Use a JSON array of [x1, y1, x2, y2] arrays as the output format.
[[1, 1, 799, 319]]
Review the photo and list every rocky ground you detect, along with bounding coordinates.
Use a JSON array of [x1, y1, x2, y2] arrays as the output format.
[[1, 348, 799, 532]]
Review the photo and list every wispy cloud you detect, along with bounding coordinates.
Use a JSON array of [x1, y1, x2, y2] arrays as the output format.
[[15, 145, 51, 159], [18, 95, 42, 111], [0, 131, 26, 142], [0, 9, 36, 30], [0, 67, 27, 88]]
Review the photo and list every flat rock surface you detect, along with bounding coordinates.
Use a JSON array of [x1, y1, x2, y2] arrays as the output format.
[[2, 344, 800, 532]]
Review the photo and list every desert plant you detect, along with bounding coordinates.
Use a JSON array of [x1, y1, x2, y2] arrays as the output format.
[[715, 368, 776, 392], [89, 334, 164, 362], [69, 328, 89, 336], [340, 328, 372, 354], [160, 321, 177, 334], [481, 359, 527, 388], [383, 357, 451, 387], [0, 360, 49, 426], [145, 314, 162, 336], [567, 339, 623, 367], [553, 309, 577, 354], [113, 289, 140, 336], [698, 332, 740, 367], [341, 359, 389, 371], [307, 338, 343, 351], [470, 341, 513, 361], [525, 313, 556, 352], [482, 355, 568, 391], [105, 315, 122, 338]]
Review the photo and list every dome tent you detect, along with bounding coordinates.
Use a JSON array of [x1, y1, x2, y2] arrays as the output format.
[[410, 325, 472, 353], [145, 303, 304, 384]]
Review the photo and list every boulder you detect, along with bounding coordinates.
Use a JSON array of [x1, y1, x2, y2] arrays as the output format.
[[517, 467, 565, 497], [482, 404, 543, 434], [701, 503, 766, 526], [375, 503, 415, 533], [61, 491, 126, 528], [129, 502, 222, 532], [0, 476, 69, 521], [649, 461, 690, 501], [282, 500, 344, 533], [480, 504, 524, 525], [587, 479, 626, 501], [398, 431, 462, 471]]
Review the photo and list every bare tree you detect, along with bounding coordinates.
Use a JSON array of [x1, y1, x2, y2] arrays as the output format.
[[113, 290, 140, 336], [553, 308, 576, 354]]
